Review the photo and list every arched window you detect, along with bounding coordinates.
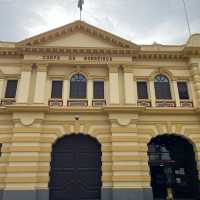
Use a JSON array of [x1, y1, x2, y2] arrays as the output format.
[[154, 74, 171, 99], [70, 74, 87, 99]]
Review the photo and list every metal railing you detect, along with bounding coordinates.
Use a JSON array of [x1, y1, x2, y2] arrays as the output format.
[[48, 99, 63, 107], [1, 98, 16, 105]]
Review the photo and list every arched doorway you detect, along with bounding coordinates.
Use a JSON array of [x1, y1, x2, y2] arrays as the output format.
[[148, 134, 199, 199], [49, 134, 102, 200]]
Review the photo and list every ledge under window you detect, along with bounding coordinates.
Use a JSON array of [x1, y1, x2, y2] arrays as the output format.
[[156, 100, 176, 107], [92, 99, 106, 107], [48, 99, 63, 107], [1, 98, 16, 105], [137, 99, 151, 107], [67, 99, 88, 107], [180, 100, 193, 108]]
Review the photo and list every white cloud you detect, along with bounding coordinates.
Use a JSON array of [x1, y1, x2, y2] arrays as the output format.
[[0, 0, 200, 44]]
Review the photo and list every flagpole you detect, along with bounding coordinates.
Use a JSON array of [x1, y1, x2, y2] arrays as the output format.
[[182, 0, 191, 36], [78, 0, 84, 21]]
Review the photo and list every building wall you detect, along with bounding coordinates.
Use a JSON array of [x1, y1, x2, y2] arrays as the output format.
[[0, 60, 200, 200], [0, 22, 200, 200], [0, 111, 200, 200]]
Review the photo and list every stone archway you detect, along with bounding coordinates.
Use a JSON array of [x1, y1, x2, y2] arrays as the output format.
[[49, 134, 102, 200], [147, 134, 199, 199]]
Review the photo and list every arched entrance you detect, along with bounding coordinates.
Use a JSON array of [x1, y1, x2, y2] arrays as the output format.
[[49, 134, 102, 200], [148, 134, 199, 199]]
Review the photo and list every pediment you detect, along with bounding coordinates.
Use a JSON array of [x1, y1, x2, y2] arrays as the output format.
[[39, 32, 120, 48], [18, 20, 139, 49]]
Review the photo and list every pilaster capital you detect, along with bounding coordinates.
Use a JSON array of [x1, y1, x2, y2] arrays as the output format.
[[0, 69, 4, 79], [191, 63, 199, 69], [122, 65, 133, 73], [36, 63, 48, 72], [190, 63, 200, 76], [108, 64, 119, 73], [21, 63, 32, 72]]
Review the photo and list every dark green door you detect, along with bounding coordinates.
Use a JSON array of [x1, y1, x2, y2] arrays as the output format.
[[49, 134, 102, 200]]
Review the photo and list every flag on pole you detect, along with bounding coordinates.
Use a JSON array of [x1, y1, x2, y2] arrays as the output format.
[[78, 0, 84, 11]]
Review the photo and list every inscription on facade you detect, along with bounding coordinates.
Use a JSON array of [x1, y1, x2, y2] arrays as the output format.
[[84, 56, 112, 61], [39, 55, 112, 62], [24, 54, 126, 62]]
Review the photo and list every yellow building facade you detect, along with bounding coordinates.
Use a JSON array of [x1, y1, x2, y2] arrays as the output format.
[[0, 20, 200, 200]]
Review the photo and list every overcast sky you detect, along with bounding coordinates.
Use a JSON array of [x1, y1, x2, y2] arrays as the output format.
[[0, 0, 200, 45]]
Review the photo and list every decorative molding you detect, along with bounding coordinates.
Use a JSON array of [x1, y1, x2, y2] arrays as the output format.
[[0, 70, 4, 79], [90, 75, 108, 80], [122, 65, 133, 73], [18, 20, 139, 49], [149, 68, 175, 81], [12, 113, 45, 126], [108, 64, 119, 73], [68, 68, 91, 80], [36, 63, 48, 72], [47, 74, 65, 79], [3, 74, 21, 79], [21, 63, 32, 72], [133, 52, 186, 61], [109, 113, 139, 126]]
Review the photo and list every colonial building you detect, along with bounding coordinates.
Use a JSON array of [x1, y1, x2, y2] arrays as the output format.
[[0, 20, 200, 200]]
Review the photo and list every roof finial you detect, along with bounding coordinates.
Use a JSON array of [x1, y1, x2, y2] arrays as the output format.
[[78, 0, 84, 21]]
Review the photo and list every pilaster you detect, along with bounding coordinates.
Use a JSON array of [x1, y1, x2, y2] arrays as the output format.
[[123, 65, 136, 105], [88, 79, 93, 106], [63, 79, 69, 106], [0, 78, 5, 100], [109, 113, 152, 193], [3, 113, 46, 192], [16, 64, 32, 104], [189, 80, 197, 107], [108, 65, 120, 105], [149, 80, 156, 107], [191, 63, 200, 107], [173, 80, 180, 107], [33, 64, 48, 104]]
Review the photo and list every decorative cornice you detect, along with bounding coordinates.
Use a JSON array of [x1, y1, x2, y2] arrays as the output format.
[[133, 52, 187, 61], [183, 46, 200, 57], [20, 46, 139, 56], [0, 46, 200, 61], [0, 104, 198, 115], [0, 48, 22, 58]]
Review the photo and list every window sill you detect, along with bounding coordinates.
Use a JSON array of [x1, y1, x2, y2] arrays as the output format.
[[180, 100, 193, 108], [48, 99, 63, 107], [92, 99, 106, 107], [67, 99, 88, 107], [137, 99, 151, 107], [1, 98, 16, 106], [156, 100, 176, 107]]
